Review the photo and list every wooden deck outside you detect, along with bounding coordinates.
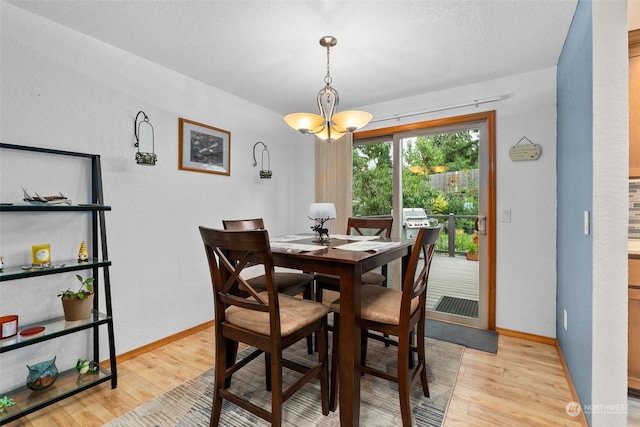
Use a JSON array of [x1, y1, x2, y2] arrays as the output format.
[[426, 254, 479, 312], [321, 253, 480, 318], [381, 253, 479, 316]]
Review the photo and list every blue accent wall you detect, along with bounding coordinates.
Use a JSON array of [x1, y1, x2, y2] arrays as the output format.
[[556, 0, 592, 423]]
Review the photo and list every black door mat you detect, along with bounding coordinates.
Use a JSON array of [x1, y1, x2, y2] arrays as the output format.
[[433, 296, 479, 318], [425, 319, 498, 353]]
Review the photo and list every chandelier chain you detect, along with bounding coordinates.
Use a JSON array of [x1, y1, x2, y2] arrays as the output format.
[[324, 43, 332, 86]]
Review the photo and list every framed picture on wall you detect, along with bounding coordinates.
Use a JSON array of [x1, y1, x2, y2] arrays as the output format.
[[178, 118, 230, 176]]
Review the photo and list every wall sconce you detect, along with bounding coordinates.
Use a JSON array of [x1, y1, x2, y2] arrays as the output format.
[[134, 111, 157, 165], [252, 141, 272, 179], [308, 202, 336, 243]]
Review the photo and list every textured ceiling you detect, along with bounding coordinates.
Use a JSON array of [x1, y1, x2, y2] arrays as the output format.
[[8, 0, 578, 116]]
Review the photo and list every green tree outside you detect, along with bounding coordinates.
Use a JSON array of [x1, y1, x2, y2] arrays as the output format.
[[353, 130, 479, 252]]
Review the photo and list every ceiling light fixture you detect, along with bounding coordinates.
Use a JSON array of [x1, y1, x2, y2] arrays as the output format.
[[284, 36, 372, 143]]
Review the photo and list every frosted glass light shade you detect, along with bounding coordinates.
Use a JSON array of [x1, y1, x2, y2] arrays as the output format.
[[332, 110, 373, 132], [284, 113, 324, 133], [308, 203, 337, 220], [315, 125, 345, 142]]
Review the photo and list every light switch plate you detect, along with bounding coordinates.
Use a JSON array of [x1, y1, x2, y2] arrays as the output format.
[[500, 208, 511, 223], [584, 211, 590, 235]]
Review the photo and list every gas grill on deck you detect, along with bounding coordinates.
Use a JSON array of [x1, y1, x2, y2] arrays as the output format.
[[402, 208, 429, 239]]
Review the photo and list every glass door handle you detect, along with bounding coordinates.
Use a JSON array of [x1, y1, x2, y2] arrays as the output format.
[[476, 215, 487, 235]]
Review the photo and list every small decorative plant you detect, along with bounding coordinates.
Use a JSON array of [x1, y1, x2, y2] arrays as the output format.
[[467, 243, 478, 255], [0, 396, 15, 414], [58, 275, 94, 299]]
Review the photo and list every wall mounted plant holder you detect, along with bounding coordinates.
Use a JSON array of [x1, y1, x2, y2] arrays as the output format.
[[253, 141, 272, 179], [134, 111, 157, 165]]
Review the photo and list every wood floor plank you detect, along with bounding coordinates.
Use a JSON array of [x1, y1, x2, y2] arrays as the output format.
[[629, 397, 640, 426]]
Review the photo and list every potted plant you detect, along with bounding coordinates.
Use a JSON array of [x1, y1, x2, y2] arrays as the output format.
[[58, 275, 94, 321], [466, 232, 479, 261], [466, 243, 479, 261]]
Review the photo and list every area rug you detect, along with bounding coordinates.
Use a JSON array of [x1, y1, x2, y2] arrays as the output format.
[[106, 337, 463, 427], [425, 319, 498, 354], [432, 296, 478, 318]]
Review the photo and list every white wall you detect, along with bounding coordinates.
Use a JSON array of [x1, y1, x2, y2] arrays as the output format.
[[359, 68, 558, 338], [0, 3, 314, 390], [591, 1, 628, 424]]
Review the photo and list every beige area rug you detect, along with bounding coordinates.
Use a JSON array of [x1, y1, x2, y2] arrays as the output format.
[[106, 337, 463, 427]]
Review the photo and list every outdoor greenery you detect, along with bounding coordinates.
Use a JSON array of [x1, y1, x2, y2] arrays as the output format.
[[353, 131, 479, 255], [435, 230, 477, 253]]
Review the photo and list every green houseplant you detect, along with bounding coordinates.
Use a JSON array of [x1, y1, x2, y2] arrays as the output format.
[[466, 232, 479, 261], [58, 275, 94, 321]]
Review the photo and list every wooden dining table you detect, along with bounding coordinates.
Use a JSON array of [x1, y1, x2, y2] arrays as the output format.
[[267, 234, 414, 426]]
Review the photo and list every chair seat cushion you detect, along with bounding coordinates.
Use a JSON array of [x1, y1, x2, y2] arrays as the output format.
[[226, 292, 330, 336], [329, 285, 419, 325], [316, 271, 385, 287], [244, 272, 313, 293], [360, 271, 385, 286]]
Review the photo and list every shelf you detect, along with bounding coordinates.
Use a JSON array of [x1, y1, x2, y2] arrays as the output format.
[[0, 365, 114, 425], [0, 143, 117, 422], [0, 204, 111, 212], [0, 311, 112, 353], [0, 258, 111, 282]]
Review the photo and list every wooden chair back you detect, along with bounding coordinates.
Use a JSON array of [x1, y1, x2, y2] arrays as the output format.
[[222, 218, 265, 231], [401, 226, 440, 317], [346, 217, 393, 238], [199, 227, 281, 337]]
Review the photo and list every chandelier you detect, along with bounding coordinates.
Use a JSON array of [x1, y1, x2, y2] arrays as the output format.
[[284, 36, 372, 143]]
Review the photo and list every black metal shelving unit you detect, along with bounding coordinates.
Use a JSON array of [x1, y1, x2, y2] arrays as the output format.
[[0, 143, 117, 425]]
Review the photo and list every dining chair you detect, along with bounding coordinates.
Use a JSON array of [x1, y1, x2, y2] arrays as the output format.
[[314, 216, 394, 305], [314, 217, 394, 348], [199, 226, 330, 427], [223, 218, 315, 354], [328, 226, 441, 427]]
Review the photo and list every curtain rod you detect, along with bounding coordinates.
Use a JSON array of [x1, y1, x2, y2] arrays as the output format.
[[369, 94, 508, 124]]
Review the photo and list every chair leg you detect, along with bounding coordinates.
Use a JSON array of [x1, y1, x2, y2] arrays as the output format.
[[408, 327, 415, 369], [397, 331, 413, 427], [360, 328, 369, 375], [269, 348, 283, 427], [224, 338, 238, 388], [265, 352, 272, 391], [315, 282, 324, 304], [303, 284, 314, 355], [416, 317, 429, 397], [210, 335, 228, 427], [318, 317, 330, 415], [329, 314, 340, 412], [314, 283, 324, 353]]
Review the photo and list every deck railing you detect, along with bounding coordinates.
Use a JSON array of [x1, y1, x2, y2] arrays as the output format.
[[356, 213, 477, 257], [419, 213, 477, 258]]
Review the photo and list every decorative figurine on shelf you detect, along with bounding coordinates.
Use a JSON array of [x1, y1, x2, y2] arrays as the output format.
[[26, 357, 58, 390], [77, 241, 88, 262], [22, 188, 71, 205], [76, 359, 98, 375], [0, 396, 15, 414]]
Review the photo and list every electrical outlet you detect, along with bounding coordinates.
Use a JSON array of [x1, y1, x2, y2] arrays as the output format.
[[564, 309, 568, 331]]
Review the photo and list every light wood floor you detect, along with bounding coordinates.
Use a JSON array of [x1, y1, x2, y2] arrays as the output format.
[[4, 326, 638, 426]]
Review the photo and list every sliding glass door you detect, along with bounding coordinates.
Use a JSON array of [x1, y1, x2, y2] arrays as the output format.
[[353, 112, 495, 329]]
